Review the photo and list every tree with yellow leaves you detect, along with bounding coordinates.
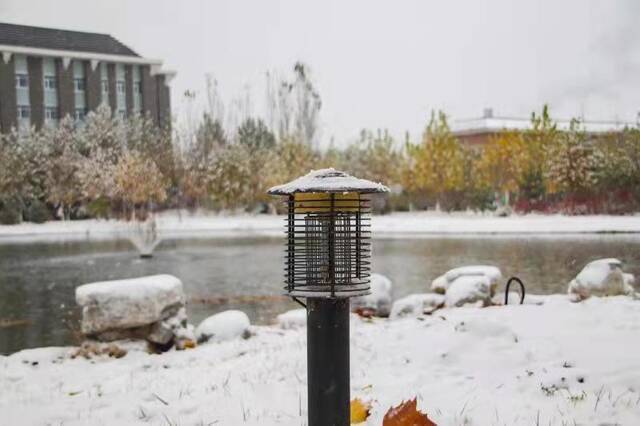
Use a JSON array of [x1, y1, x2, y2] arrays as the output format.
[[476, 131, 527, 206], [404, 111, 465, 210], [113, 150, 168, 220], [545, 119, 596, 197], [519, 105, 558, 202]]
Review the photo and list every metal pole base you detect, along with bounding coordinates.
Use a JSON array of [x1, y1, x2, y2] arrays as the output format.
[[307, 297, 350, 426]]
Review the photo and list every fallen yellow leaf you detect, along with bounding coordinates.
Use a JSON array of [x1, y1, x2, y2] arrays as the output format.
[[351, 398, 371, 424]]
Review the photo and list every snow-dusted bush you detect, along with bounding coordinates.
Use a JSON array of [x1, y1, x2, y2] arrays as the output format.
[[276, 308, 307, 329], [195, 310, 251, 343], [431, 265, 502, 295], [445, 275, 493, 307], [351, 273, 393, 317], [568, 258, 635, 301], [390, 293, 445, 319]]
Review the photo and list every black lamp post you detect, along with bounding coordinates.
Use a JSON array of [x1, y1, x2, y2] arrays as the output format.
[[268, 169, 388, 426]]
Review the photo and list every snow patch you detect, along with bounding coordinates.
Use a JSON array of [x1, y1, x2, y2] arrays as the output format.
[[2, 296, 640, 425], [389, 293, 445, 319], [276, 309, 307, 329]]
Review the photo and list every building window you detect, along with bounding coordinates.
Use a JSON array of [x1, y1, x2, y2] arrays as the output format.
[[101, 80, 109, 93], [45, 107, 59, 121], [44, 76, 57, 90], [17, 106, 31, 119], [74, 78, 86, 92], [74, 108, 88, 121], [116, 81, 125, 94], [15, 74, 29, 88], [117, 109, 126, 119], [133, 81, 142, 94]]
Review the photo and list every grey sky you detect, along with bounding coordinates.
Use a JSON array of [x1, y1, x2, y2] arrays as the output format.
[[1, 0, 638, 144]]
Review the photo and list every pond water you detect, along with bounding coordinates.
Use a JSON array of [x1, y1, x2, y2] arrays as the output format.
[[1, 235, 639, 354]]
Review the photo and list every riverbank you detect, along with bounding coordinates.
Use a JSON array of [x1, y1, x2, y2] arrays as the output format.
[[1, 211, 640, 242], [1, 295, 639, 425]]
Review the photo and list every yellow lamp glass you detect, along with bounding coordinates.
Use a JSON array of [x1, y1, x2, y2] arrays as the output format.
[[294, 192, 360, 213]]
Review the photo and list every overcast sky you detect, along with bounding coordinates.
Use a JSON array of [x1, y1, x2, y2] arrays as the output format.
[[2, 0, 639, 144]]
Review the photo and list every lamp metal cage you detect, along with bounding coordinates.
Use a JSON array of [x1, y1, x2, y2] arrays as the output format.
[[285, 192, 371, 298]]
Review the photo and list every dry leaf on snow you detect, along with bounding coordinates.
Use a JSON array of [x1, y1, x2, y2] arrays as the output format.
[[350, 398, 371, 424], [382, 397, 436, 426]]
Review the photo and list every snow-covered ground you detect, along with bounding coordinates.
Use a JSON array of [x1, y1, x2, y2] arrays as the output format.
[[2, 295, 639, 425], [1, 211, 639, 242]]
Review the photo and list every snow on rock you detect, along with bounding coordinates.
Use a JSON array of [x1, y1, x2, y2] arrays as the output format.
[[568, 258, 635, 301], [195, 310, 251, 343], [623, 272, 636, 289], [276, 308, 307, 329], [445, 275, 492, 307], [390, 293, 445, 319], [75, 274, 185, 336], [431, 265, 502, 295], [431, 274, 449, 294], [267, 168, 389, 195], [351, 273, 393, 317]]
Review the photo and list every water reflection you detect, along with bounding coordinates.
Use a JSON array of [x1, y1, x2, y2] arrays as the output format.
[[0, 235, 638, 354]]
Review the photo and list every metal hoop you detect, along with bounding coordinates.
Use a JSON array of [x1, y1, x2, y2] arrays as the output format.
[[505, 276, 526, 305]]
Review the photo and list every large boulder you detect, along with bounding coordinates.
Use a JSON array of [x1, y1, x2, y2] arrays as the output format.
[[568, 258, 635, 301], [195, 310, 251, 343], [75, 275, 193, 349], [76, 274, 185, 335], [390, 293, 445, 319], [431, 265, 502, 295], [351, 273, 393, 317]]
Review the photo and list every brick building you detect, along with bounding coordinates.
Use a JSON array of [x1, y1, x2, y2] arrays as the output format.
[[0, 22, 173, 133], [452, 108, 634, 148]]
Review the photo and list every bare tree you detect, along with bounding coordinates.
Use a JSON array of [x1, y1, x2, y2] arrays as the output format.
[[292, 62, 322, 147], [205, 74, 225, 124], [265, 62, 322, 146]]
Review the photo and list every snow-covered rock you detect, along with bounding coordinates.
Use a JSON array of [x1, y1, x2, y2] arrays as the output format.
[[389, 293, 445, 319], [431, 274, 449, 294], [431, 265, 502, 295], [351, 273, 393, 317], [75, 274, 185, 335], [445, 275, 492, 307], [567, 258, 635, 301], [195, 310, 251, 343], [276, 309, 307, 329], [148, 307, 195, 348], [623, 272, 635, 289]]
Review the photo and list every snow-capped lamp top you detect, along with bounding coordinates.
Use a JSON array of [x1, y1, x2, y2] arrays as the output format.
[[267, 168, 389, 195]]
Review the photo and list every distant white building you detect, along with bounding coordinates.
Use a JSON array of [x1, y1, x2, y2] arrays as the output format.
[[451, 108, 636, 147]]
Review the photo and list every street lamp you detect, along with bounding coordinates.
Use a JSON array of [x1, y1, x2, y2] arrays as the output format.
[[268, 168, 388, 426]]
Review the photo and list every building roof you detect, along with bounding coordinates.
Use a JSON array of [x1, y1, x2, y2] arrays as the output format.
[[0, 22, 140, 57], [452, 115, 636, 136]]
